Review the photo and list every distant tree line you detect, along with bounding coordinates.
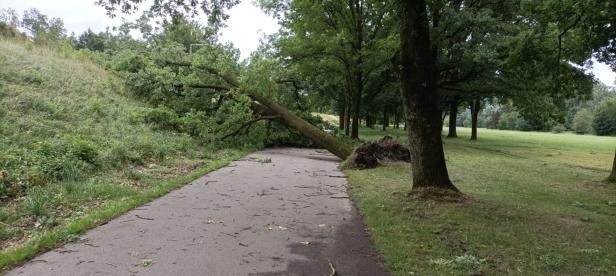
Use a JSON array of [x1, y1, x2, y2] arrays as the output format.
[[446, 83, 616, 136]]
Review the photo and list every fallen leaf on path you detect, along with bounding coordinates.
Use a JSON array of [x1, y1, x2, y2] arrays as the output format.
[[266, 224, 288, 231], [142, 259, 154, 267]]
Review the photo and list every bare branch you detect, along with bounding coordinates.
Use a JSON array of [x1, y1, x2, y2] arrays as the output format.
[[222, 116, 281, 140], [166, 60, 240, 88], [276, 79, 305, 111]]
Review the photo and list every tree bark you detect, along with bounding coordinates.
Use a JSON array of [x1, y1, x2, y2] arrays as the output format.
[[249, 92, 353, 159], [344, 105, 350, 136], [394, 111, 400, 129], [398, 0, 459, 192], [350, 74, 361, 139], [349, 0, 363, 140], [447, 99, 458, 138], [470, 99, 480, 141], [382, 106, 388, 131], [366, 113, 373, 128], [608, 150, 616, 183], [338, 103, 345, 130]]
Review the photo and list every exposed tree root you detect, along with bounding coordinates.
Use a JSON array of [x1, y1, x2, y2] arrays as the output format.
[[342, 136, 411, 169]]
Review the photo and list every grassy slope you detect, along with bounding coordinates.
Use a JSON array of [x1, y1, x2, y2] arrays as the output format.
[[349, 126, 616, 275], [0, 39, 248, 269]]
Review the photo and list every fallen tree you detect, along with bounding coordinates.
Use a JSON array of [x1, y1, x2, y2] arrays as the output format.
[[166, 60, 353, 160]]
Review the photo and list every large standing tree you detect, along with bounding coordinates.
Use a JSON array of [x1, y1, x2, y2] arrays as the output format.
[[398, 0, 458, 191], [261, 0, 396, 139], [609, 151, 616, 183]]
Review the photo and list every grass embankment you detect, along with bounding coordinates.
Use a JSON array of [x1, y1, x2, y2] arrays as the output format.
[[349, 126, 616, 275], [0, 39, 249, 270]]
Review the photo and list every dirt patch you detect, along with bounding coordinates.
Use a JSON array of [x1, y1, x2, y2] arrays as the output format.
[[343, 136, 411, 169]]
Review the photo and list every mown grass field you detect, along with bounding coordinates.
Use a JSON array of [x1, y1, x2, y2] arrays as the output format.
[[0, 39, 251, 270], [348, 126, 616, 275]]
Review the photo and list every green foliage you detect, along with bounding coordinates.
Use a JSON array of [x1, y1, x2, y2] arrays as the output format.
[[572, 109, 594, 134], [551, 124, 567, 134], [592, 98, 616, 136], [497, 111, 530, 131], [70, 137, 100, 164], [0, 39, 205, 199], [20, 8, 68, 46], [74, 29, 107, 52], [144, 106, 180, 130], [22, 187, 50, 218]]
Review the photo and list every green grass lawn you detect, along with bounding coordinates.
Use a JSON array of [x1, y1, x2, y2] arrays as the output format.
[[348, 126, 616, 275]]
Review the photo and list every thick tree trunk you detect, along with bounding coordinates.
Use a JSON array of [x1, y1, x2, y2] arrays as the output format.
[[394, 111, 400, 129], [350, 1, 363, 140], [398, 0, 459, 192], [608, 150, 616, 183], [338, 103, 345, 130], [470, 99, 480, 141], [447, 99, 458, 138], [382, 107, 388, 131], [344, 105, 350, 136], [350, 79, 361, 139]]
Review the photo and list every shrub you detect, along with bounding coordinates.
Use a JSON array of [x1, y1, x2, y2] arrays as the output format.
[[551, 124, 567, 133], [70, 138, 99, 164], [144, 106, 179, 131], [176, 111, 208, 136], [592, 98, 616, 136], [35, 140, 91, 182], [498, 112, 522, 130], [572, 109, 593, 134], [22, 187, 49, 218]]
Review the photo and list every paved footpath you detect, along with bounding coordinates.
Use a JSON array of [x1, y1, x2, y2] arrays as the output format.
[[8, 148, 386, 276]]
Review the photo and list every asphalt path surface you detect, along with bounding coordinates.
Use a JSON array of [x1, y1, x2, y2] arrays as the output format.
[[8, 148, 386, 276]]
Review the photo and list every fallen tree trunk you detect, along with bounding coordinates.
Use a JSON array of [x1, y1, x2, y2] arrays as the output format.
[[167, 60, 353, 160], [248, 92, 353, 159]]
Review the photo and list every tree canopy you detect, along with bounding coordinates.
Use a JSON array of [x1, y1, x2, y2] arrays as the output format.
[[84, 0, 616, 192]]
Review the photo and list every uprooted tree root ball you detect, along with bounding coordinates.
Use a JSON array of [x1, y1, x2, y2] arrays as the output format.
[[341, 136, 411, 169]]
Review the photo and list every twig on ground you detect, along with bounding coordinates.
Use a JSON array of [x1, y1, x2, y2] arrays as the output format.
[[327, 259, 337, 276], [135, 214, 155, 221]]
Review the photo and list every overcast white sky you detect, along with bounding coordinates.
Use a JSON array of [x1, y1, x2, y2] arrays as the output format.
[[1, 0, 615, 85]]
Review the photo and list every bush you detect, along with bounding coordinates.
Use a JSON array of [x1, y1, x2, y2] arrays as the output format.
[[144, 106, 179, 131], [176, 111, 208, 137], [497, 111, 527, 131], [70, 138, 99, 164], [592, 98, 616, 136], [551, 124, 567, 133], [572, 109, 593, 134]]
